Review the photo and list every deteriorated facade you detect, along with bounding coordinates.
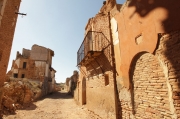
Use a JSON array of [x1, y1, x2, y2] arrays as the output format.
[[76, 1, 117, 118], [9, 45, 56, 95], [76, 0, 180, 119], [0, 0, 21, 115], [66, 70, 78, 96], [114, 0, 180, 118]]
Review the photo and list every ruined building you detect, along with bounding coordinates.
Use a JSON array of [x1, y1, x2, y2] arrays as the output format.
[[0, 0, 21, 115], [76, 0, 117, 118], [76, 0, 180, 119], [66, 70, 78, 96], [9, 44, 56, 95]]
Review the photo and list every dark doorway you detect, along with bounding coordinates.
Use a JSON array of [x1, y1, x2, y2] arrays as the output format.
[[14, 73, 18, 78], [82, 77, 86, 105], [105, 74, 109, 86]]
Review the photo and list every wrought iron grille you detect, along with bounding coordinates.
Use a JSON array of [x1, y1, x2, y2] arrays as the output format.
[[77, 31, 110, 66]]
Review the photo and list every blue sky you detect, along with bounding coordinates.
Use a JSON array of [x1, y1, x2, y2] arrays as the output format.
[[8, 0, 125, 83]]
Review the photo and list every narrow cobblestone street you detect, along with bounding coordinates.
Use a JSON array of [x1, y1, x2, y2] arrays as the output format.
[[3, 91, 101, 119]]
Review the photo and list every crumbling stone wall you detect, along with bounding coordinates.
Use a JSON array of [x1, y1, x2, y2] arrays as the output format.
[[30, 45, 49, 61], [112, 0, 180, 118], [76, 1, 117, 118], [9, 44, 55, 98], [22, 48, 30, 58], [74, 66, 87, 105], [86, 71, 115, 119], [81, 13, 116, 119], [66, 71, 79, 96]]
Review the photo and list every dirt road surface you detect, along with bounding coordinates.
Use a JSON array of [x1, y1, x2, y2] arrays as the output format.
[[3, 91, 101, 119]]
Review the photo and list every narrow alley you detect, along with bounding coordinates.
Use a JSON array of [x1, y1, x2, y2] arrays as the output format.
[[1, 0, 180, 118], [3, 91, 102, 119]]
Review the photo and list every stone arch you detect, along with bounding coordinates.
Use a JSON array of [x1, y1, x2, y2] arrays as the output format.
[[130, 52, 172, 118]]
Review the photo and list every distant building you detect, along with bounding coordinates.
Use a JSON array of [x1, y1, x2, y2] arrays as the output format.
[[9, 44, 56, 95], [65, 70, 78, 96]]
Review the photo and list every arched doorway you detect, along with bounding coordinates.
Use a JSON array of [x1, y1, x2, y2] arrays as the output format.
[[131, 53, 172, 118]]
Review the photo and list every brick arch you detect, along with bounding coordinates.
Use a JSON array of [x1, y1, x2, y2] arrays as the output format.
[[130, 53, 172, 118], [129, 51, 148, 115]]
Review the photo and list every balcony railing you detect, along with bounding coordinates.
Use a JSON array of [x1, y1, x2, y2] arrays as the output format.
[[77, 31, 110, 66]]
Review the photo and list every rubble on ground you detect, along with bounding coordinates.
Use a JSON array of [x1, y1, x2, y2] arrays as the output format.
[[2, 78, 42, 115]]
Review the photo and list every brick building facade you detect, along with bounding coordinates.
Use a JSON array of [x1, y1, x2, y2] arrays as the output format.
[[76, 1, 117, 118], [114, 0, 180, 118], [76, 0, 180, 119], [0, 0, 21, 115]]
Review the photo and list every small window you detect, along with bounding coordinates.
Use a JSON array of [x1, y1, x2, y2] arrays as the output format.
[[14, 73, 18, 78], [21, 74, 25, 78], [23, 62, 27, 69], [105, 74, 109, 86]]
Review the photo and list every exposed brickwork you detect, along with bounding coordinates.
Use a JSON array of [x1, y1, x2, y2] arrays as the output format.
[[0, 0, 21, 86], [117, 30, 180, 119], [155, 30, 180, 118], [132, 53, 171, 118], [93, 14, 112, 65], [9, 45, 56, 98], [0, 0, 21, 116], [85, 14, 112, 66], [77, 3, 117, 118], [118, 87, 132, 119]]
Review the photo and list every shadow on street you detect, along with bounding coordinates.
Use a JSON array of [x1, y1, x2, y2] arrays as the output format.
[[38, 91, 73, 100]]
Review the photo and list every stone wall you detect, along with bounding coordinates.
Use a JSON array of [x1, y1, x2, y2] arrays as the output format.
[[30, 45, 48, 61], [114, 0, 180, 89], [26, 59, 36, 79], [77, 0, 180, 118], [75, 1, 118, 118], [74, 66, 87, 105], [22, 48, 31, 58], [15, 58, 29, 78], [117, 30, 180, 119], [86, 71, 115, 119], [80, 9, 117, 118], [112, 0, 180, 118], [155, 31, 180, 118], [9, 44, 56, 98], [30, 45, 54, 87]]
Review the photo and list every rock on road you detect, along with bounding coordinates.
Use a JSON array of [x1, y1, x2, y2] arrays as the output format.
[[3, 91, 101, 119]]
